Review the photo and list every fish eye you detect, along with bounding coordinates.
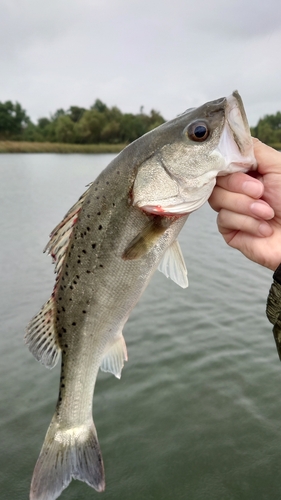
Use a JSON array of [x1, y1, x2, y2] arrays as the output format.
[[186, 121, 209, 142]]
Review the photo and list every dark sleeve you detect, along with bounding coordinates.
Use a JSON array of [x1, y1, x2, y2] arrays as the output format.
[[266, 264, 281, 360]]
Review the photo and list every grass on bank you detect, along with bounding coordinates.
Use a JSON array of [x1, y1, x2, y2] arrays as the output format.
[[0, 140, 280, 154], [0, 141, 127, 154]]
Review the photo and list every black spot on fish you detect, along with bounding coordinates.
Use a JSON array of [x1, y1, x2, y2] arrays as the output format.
[[73, 280, 77, 285], [77, 260, 81, 264], [83, 310, 87, 314], [80, 232, 84, 238], [98, 225, 102, 230], [82, 249, 87, 254], [112, 202, 116, 207], [87, 226, 90, 231], [62, 327, 67, 332], [76, 275, 80, 279], [61, 384, 65, 388], [72, 322, 76, 326], [92, 243, 96, 249], [86, 270, 91, 274], [58, 333, 62, 338], [62, 306, 65, 312], [99, 264, 103, 268], [106, 181, 109, 185], [64, 344, 68, 348], [66, 263, 69, 268], [65, 271, 68, 276], [70, 285, 73, 290]]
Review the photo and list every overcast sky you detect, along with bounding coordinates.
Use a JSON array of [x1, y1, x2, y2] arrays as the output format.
[[1, 0, 280, 127]]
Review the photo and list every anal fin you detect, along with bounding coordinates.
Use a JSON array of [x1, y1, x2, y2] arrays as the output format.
[[100, 334, 128, 379], [158, 240, 188, 288]]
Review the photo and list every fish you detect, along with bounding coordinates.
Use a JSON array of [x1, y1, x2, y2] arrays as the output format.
[[25, 90, 256, 500]]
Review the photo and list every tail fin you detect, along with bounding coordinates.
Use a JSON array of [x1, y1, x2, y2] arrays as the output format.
[[30, 416, 105, 500]]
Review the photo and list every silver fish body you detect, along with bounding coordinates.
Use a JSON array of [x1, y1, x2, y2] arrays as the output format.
[[26, 91, 256, 500]]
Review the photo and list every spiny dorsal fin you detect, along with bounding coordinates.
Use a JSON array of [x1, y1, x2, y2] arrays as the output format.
[[158, 240, 188, 288], [44, 186, 91, 275], [100, 334, 128, 379], [25, 296, 61, 369]]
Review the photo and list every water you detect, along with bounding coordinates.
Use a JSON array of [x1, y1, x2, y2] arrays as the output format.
[[0, 153, 280, 500]]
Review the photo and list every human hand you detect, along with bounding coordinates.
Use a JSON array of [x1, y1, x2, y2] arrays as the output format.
[[208, 139, 281, 271]]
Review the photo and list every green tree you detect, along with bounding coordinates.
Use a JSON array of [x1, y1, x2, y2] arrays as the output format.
[[74, 110, 106, 143], [100, 121, 121, 143], [91, 99, 108, 113], [68, 106, 86, 123], [252, 111, 281, 145], [0, 101, 30, 139], [55, 115, 75, 143]]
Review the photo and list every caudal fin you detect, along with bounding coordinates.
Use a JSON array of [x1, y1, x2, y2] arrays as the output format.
[[30, 416, 105, 500]]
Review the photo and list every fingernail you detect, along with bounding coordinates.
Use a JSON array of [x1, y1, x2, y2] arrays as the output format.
[[243, 180, 263, 198], [250, 201, 274, 219], [258, 223, 273, 237]]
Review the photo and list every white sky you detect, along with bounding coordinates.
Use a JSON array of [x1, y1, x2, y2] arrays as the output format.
[[0, 0, 280, 127]]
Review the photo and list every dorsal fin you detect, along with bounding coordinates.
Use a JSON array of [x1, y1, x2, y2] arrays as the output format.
[[44, 186, 91, 275]]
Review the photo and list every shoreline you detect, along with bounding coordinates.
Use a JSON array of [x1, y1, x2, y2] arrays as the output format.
[[0, 141, 127, 154], [0, 140, 280, 155]]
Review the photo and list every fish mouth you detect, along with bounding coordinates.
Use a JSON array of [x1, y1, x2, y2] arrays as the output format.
[[133, 91, 257, 216], [216, 90, 257, 175]]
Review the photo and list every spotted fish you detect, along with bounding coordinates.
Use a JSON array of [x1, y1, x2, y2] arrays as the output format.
[[26, 91, 256, 499]]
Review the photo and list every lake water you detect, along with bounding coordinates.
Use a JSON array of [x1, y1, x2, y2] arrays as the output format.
[[0, 153, 280, 500]]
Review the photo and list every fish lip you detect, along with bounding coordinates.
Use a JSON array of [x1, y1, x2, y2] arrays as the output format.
[[216, 91, 257, 173], [225, 91, 256, 165]]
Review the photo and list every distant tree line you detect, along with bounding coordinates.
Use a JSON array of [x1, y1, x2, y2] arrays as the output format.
[[250, 112, 281, 146], [0, 99, 280, 147], [0, 99, 165, 144]]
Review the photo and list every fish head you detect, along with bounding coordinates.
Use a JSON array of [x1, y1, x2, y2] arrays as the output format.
[[133, 90, 257, 215]]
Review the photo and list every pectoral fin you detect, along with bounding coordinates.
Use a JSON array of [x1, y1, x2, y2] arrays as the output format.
[[122, 217, 172, 260], [100, 334, 128, 379], [158, 240, 188, 288]]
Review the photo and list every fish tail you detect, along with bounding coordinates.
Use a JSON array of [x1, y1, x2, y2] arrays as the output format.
[[30, 415, 105, 500]]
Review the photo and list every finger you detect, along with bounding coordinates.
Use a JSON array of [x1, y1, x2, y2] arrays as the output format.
[[253, 139, 281, 175], [215, 172, 264, 198], [209, 185, 274, 219], [217, 209, 273, 238]]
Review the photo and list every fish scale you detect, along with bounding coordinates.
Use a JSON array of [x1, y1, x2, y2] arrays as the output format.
[[25, 91, 256, 500]]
